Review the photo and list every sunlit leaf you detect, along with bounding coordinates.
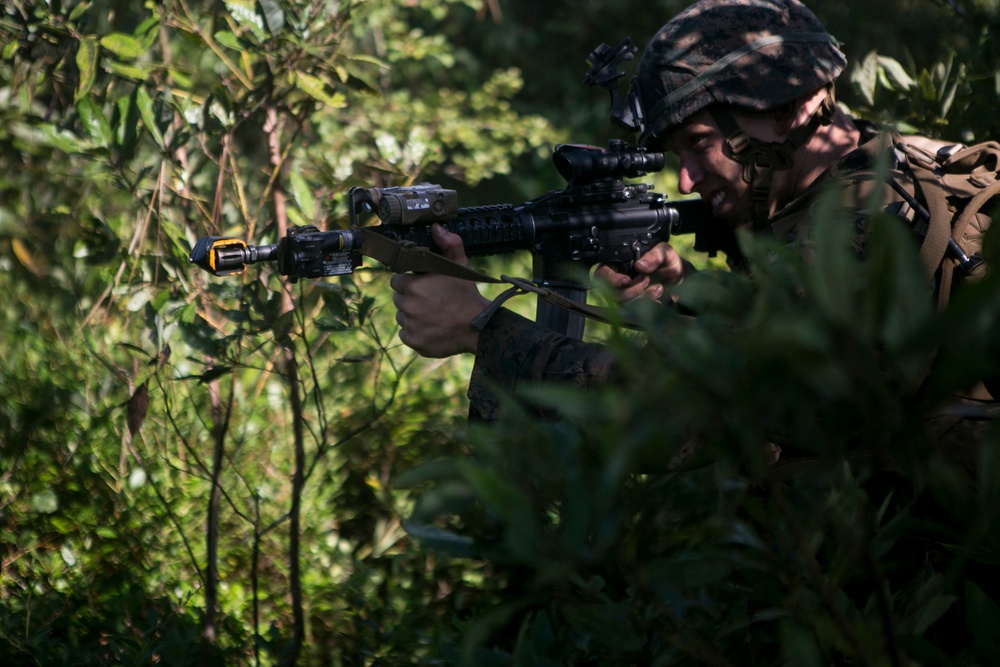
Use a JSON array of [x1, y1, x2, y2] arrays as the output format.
[[77, 96, 113, 147], [30, 490, 58, 514], [128, 467, 147, 489], [105, 59, 149, 81], [11, 238, 42, 277], [224, 0, 267, 41], [75, 36, 99, 101], [60, 544, 78, 566], [214, 31, 244, 52], [293, 72, 347, 108], [136, 86, 165, 149], [877, 55, 916, 91], [851, 50, 879, 107], [100, 32, 146, 60], [257, 0, 285, 36]]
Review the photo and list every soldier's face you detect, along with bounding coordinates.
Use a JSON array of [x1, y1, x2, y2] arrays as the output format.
[[664, 109, 788, 224], [664, 110, 751, 222]]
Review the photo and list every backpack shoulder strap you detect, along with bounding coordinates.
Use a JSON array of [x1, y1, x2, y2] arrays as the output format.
[[893, 136, 996, 307]]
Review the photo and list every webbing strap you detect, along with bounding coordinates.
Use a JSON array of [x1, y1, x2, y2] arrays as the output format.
[[710, 96, 834, 230], [481, 275, 636, 329], [898, 143, 996, 309], [359, 228, 502, 284], [908, 167, 955, 283], [358, 228, 637, 331], [933, 177, 998, 308], [952, 178, 1000, 260]]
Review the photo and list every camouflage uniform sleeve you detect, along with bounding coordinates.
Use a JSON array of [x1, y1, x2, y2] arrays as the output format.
[[467, 308, 618, 421]]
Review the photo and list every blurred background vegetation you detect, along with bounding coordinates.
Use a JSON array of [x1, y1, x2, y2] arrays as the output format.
[[2, 0, 999, 665]]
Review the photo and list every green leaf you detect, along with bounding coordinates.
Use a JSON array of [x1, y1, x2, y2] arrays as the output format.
[[214, 31, 244, 52], [100, 32, 146, 60], [114, 90, 140, 161], [851, 50, 879, 107], [77, 96, 113, 148], [807, 198, 859, 328], [778, 620, 823, 667], [187, 366, 232, 384], [409, 479, 479, 524], [60, 544, 77, 567], [286, 207, 308, 228], [646, 553, 734, 589], [69, 2, 90, 21], [917, 70, 938, 102], [10, 122, 91, 153], [967, 580, 1000, 665], [30, 489, 59, 514], [561, 603, 644, 652], [940, 75, 960, 119], [401, 520, 475, 556], [356, 296, 375, 327], [314, 314, 351, 332], [899, 573, 959, 637], [288, 170, 316, 220], [224, 0, 267, 41], [105, 59, 149, 81], [136, 86, 165, 149], [458, 461, 538, 554], [134, 15, 161, 49], [257, 0, 285, 36], [877, 55, 916, 91], [128, 467, 147, 489], [912, 594, 959, 636], [293, 72, 347, 108], [75, 37, 99, 101], [393, 459, 463, 488]]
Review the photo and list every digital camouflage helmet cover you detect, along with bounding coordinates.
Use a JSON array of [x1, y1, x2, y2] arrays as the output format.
[[622, 0, 847, 148]]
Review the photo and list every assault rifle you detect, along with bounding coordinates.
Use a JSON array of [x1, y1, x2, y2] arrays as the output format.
[[189, 140, 731, 339]]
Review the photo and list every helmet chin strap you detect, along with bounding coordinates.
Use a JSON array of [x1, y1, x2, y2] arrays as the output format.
[[709, 94, 835, 229]]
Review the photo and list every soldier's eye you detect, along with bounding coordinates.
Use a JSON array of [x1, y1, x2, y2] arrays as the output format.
[[688, 134, 710, 152]]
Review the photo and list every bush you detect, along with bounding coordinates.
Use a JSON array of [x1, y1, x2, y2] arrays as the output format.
[[398, 208, 1000, 665]]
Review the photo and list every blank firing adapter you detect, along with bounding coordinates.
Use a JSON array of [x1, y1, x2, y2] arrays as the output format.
[[189, 236, 279, 276]]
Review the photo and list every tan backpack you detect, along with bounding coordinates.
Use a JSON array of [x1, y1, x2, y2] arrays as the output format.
[[893, 135, 998, 307]]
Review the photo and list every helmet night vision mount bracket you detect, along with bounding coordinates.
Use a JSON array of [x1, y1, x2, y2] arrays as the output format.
[[584, 38, 644, 135]]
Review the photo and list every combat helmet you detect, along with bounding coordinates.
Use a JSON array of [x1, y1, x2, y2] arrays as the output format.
[[596, 0, 847, 226], [633, 0, 846, 146]]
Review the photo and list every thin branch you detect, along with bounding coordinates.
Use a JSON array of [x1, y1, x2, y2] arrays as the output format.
[[202, 375, 234, 655], [265, 103, 306, 666]]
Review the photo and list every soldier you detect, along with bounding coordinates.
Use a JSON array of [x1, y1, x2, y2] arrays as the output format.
[[389, 0, 993, 430], [390, 2, 1000, 657]]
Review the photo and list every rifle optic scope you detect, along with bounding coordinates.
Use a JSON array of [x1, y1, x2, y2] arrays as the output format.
[[552, 141, 664, 185]]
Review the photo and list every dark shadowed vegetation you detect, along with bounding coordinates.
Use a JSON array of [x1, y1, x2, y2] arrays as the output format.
[[2, 0, 999, 664]]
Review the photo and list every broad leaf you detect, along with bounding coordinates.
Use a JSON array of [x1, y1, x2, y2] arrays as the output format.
[[75, 37, 99, 101]]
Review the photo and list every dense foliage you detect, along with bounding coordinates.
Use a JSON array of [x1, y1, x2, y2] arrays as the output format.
[[2, 0, 999, 665]]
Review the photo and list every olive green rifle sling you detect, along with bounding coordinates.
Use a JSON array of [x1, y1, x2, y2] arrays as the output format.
[[357, 228, 632, 331]]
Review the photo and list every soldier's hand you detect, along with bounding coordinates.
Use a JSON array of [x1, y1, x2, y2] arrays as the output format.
[[389, 224, 490, 358], [594, 242, 689, 303]]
